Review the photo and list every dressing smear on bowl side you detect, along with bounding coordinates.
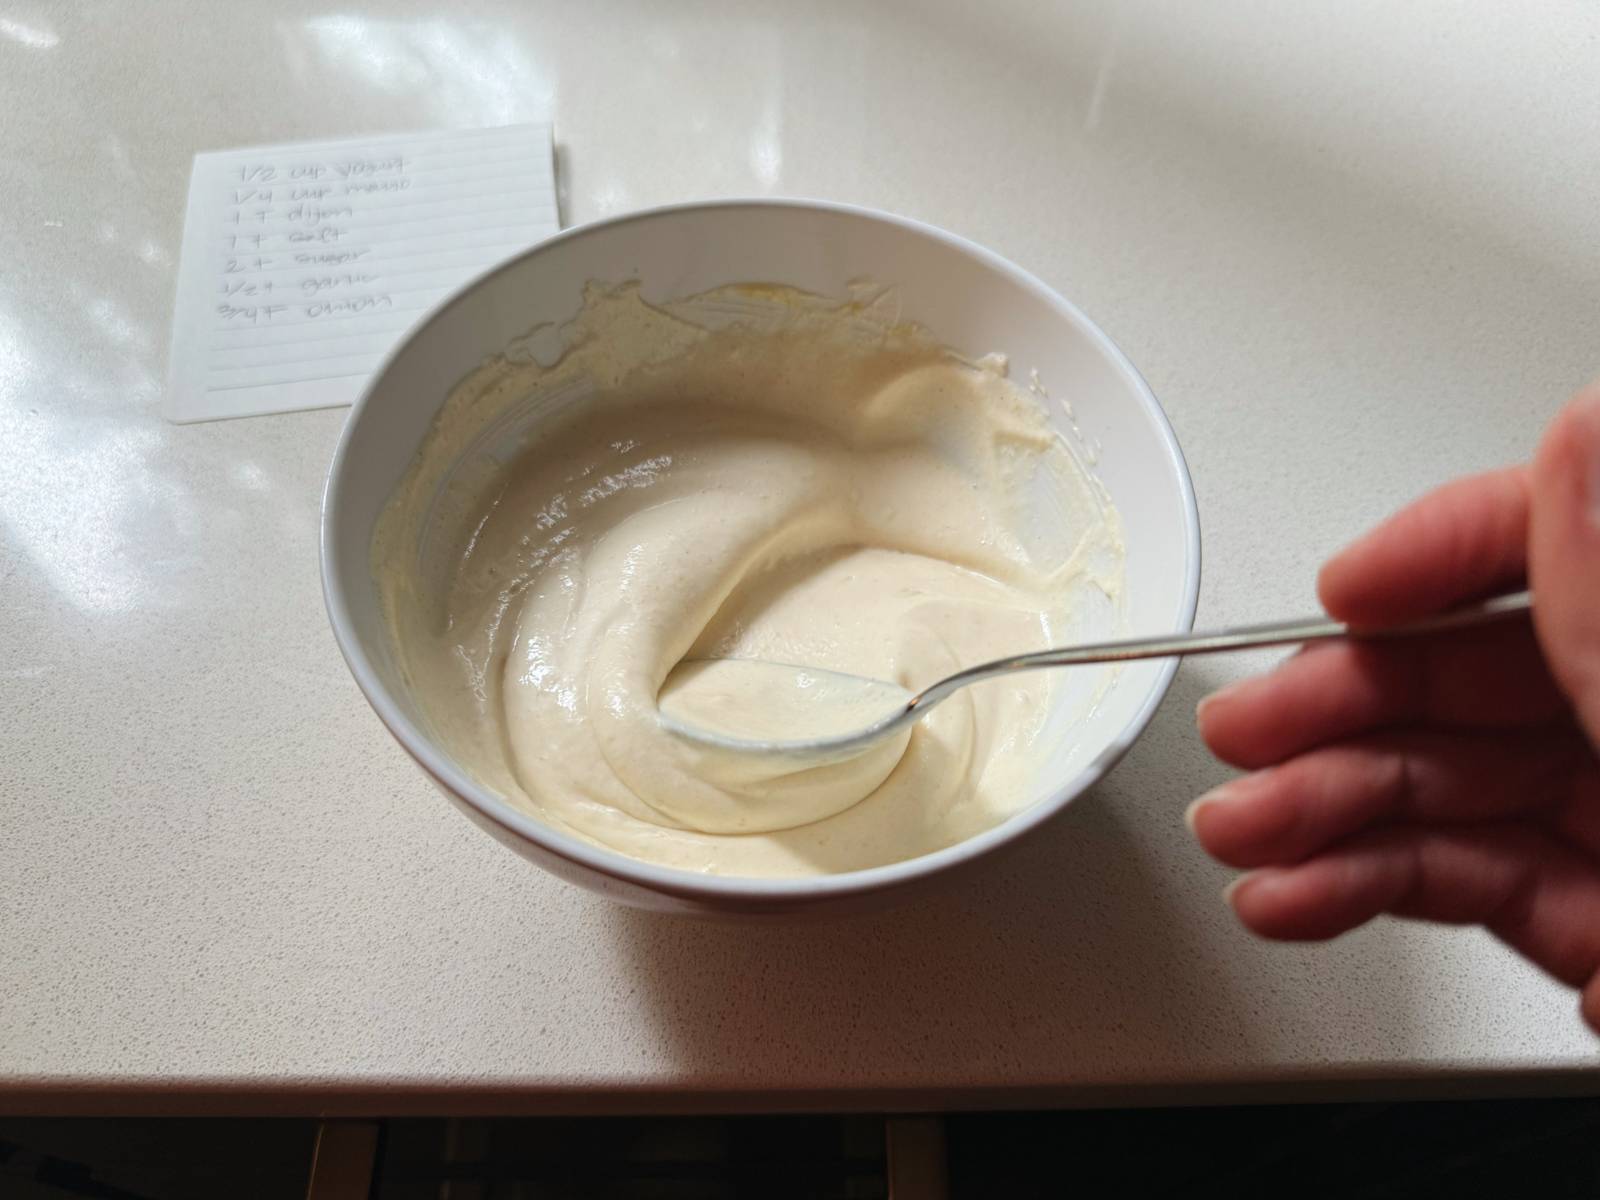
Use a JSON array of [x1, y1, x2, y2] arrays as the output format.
[[372, 282, 1125, 877]]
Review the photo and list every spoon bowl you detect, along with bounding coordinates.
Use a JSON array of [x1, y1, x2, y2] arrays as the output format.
[[657, 658, 917, 767], [660, 591, 1534, 765]]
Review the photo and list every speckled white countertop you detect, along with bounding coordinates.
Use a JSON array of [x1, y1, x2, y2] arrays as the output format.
[[2, 1, 1597, 1113]]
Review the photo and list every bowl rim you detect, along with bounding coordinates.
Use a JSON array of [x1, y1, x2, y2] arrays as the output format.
[[321, 196, 1202, 903]]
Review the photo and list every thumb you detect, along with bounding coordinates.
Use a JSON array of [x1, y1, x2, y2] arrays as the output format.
[[1528, 384, 1600, 743]]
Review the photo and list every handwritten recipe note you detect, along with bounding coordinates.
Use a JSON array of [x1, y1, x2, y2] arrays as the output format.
[[166, 124, 558, 422]]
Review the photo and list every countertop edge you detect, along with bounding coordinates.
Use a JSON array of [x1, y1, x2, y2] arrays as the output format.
[[4, 1068, 1598, 1118]]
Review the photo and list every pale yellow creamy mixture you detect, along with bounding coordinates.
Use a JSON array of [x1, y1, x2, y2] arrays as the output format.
[[374, 283, 1124, 877]]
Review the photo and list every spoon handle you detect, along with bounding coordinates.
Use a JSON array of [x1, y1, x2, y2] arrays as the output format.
[[915, 590, 1533, 705]]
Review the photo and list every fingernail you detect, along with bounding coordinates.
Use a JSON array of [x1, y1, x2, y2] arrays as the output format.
[[1222, 875, 1247, 906], [1196, 680, 1248, 726], [1185, 779, 1239, 834], [1184, 774, 1254, 832]]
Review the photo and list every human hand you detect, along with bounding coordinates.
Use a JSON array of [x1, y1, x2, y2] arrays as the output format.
[[1189, 386, 1600, 1032]]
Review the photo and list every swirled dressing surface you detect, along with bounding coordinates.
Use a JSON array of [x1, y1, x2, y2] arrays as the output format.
[[374, 284, 1124, 877]]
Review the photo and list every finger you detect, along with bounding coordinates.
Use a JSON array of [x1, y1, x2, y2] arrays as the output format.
[[1189, 727, 1596, 869], [1528, 385, 1600, 744], [1559, 768, 1600, 865], [1227, 825, 1600, 995], [1197, 624, 1567, 769], [1317, 467, 1529, 627]]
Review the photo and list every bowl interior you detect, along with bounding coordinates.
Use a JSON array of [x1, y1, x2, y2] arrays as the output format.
[[324, 201, 1198, 895]]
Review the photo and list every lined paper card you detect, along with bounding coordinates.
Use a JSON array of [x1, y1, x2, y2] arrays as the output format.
[[165, 124, 558, 423]]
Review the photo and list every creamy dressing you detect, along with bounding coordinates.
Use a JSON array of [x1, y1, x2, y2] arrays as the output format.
[[657, 658, 913, 747], [373, 283, 1124, 877]]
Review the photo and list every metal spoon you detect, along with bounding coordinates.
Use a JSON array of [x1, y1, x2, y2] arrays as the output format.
[[658, 590, 1534, 766]]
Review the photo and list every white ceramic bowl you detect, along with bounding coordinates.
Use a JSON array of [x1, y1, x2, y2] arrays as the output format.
[[321, 199, 1200, 915]]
